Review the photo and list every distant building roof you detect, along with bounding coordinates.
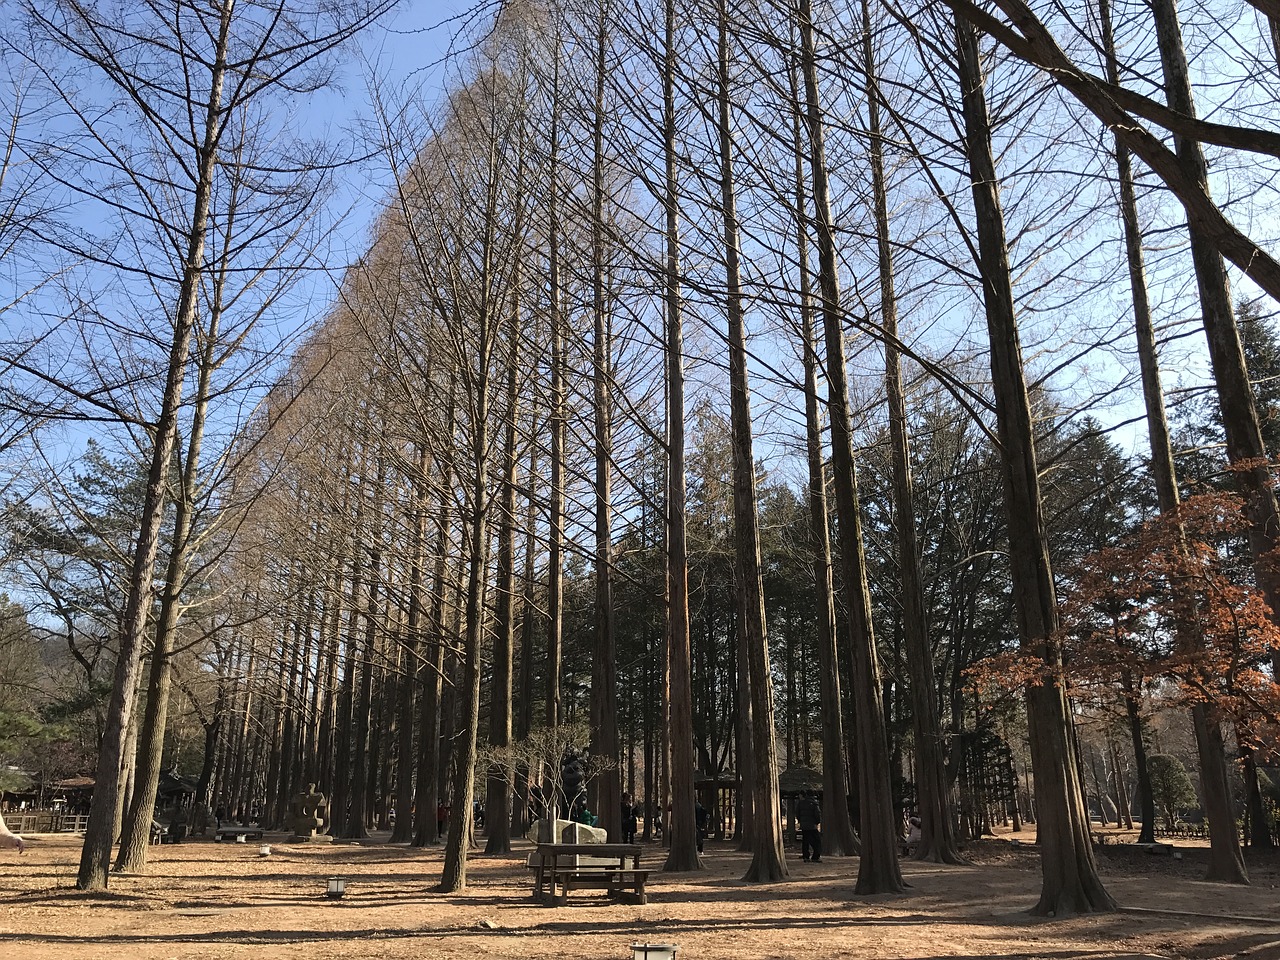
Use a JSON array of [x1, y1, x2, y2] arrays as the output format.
[[158, 772, 198, 796], [52, 776, 95, 790], [778, 766, 823, 794]]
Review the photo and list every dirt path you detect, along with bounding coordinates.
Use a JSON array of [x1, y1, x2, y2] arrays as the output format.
[[2, 830, 1277, 960]]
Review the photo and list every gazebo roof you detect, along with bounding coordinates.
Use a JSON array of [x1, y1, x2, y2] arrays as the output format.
[[52, 776, 96, 791], [778, 765, 823, 794], [158, 771, 198, 796]]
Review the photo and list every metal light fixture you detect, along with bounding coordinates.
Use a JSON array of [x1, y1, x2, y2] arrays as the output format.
[[326, 876, 347, 899], [258, 844, 271, 857], [631, 945, 677, 960]]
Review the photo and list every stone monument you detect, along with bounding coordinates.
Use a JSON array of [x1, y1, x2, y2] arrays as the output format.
[[289, 783, 332, 843]]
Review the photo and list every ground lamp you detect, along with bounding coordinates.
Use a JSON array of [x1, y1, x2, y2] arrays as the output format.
[[326, 877, 347, 899], [631, 945, 677, 960], [258, 844, 271, 857]]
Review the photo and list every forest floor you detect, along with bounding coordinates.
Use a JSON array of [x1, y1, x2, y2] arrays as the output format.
[[2, 824, 1278, 960]]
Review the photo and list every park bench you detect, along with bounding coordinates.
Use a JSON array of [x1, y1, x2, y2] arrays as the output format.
[[214, 825, 264, 842], [532, 842, 647, 905], [549, 862, 649, 905]]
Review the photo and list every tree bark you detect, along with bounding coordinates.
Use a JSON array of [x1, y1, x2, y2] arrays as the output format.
[[785, 49, 856, 860], [545, 47, 565, 734], [1097, 0, 1247, 882], [76, 2, 231, 892], [513, 445, 539, 837], [796, 0, 902, 894], [716, 0, 786, 884], [1150, 0, 1280, 683], [859, 0, 962, 867], [114, 266, 225, 870], [344, 455, 387, 839], [954, 14, 1114, 916], [413, 488, 453, 848], [391, 448, 430, 844], [663, 0, 702, 874], [485, 307, 521, 856], [588, 0, 621, 843]]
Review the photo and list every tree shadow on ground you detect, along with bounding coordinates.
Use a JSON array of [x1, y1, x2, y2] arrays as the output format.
[[0, 906, 1215, 950]]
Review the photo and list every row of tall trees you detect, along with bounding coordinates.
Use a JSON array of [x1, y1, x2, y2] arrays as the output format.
[[2, 0, 1279, 918]]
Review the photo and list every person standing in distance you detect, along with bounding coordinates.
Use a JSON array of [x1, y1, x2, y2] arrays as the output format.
[[797, 790, 822, 862], [620, 792, 638, 844]]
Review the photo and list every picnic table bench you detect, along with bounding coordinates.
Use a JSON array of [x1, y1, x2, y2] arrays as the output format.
[[214, 825, 264, 842], [531, 842, 648, 905]]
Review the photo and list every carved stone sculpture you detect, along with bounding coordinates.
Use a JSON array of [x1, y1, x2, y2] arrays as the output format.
[[290, 783, 332, 842]]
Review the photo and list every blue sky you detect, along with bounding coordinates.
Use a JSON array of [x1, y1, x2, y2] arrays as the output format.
[[305, 0, 484, 300]]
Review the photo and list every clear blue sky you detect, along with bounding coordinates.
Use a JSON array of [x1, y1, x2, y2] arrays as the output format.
[[311, 0, 485, 294]]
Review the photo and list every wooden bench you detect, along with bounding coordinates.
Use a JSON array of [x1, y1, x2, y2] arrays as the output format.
[[532, 842, 645, 905], [550, 866, 649, 905], [214, 825, 263, 842]]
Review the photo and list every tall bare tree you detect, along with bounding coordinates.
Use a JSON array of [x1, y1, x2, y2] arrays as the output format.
[[662, 0, 702, 874], [795, 0, 903, 895], [715, 0, 786, 884], [16, 0, 394, 891], [1114, 0, 1248, 882], [953, 14, 1114, 915], [587, 0, 622, 842], [858, 0, 961, 866], [784, 45, 856, 860]]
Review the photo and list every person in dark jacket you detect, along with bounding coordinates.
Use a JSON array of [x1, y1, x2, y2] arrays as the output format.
[[796, 791, 822, 862], [621, 792, 638, 844], [695, 799, 711, 853]]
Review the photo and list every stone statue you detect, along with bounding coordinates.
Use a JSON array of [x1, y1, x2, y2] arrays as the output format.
[[290, 783, 332, 842]]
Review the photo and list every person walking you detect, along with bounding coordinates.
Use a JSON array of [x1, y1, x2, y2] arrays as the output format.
[[797, 790, 823, 862]]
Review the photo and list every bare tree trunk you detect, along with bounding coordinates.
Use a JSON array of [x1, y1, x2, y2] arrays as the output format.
[[715, 0, 785, 883], [413, 492, 452, 848], [545, 48, 565, 734], [440, 497, 493, 891], [954, 15, 1113, 916], [663, 0, 701, 874], [735, 576, 755, 851], [785, 52, 856, 859], [796, 0, 901, 895], [588, 0, 620, 842], [76, 4, 231, 893], [115, 261, 227, 870], [391, 449, 429, 844], [485, 310, 522, 856], [858, 0, 962, 867], [1119, 673, 1155, 843], [513, 445, 539, 837], [343, 517, 381, 840], [1150, 0, 1280, 682], [1097, 0, 1247, 883], [1107, 738, 1131, 832]]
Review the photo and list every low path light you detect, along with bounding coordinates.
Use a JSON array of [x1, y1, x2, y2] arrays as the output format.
[[326, 877, 346, 899], [631, 945, 677, 960]]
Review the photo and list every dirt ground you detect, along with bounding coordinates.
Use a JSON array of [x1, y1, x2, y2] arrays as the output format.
[[2, 826, 1278, 960]]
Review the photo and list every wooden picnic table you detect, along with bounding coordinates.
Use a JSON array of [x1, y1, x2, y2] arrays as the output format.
[[214, 824, 264, 842], [531, 842, 647, 905]]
